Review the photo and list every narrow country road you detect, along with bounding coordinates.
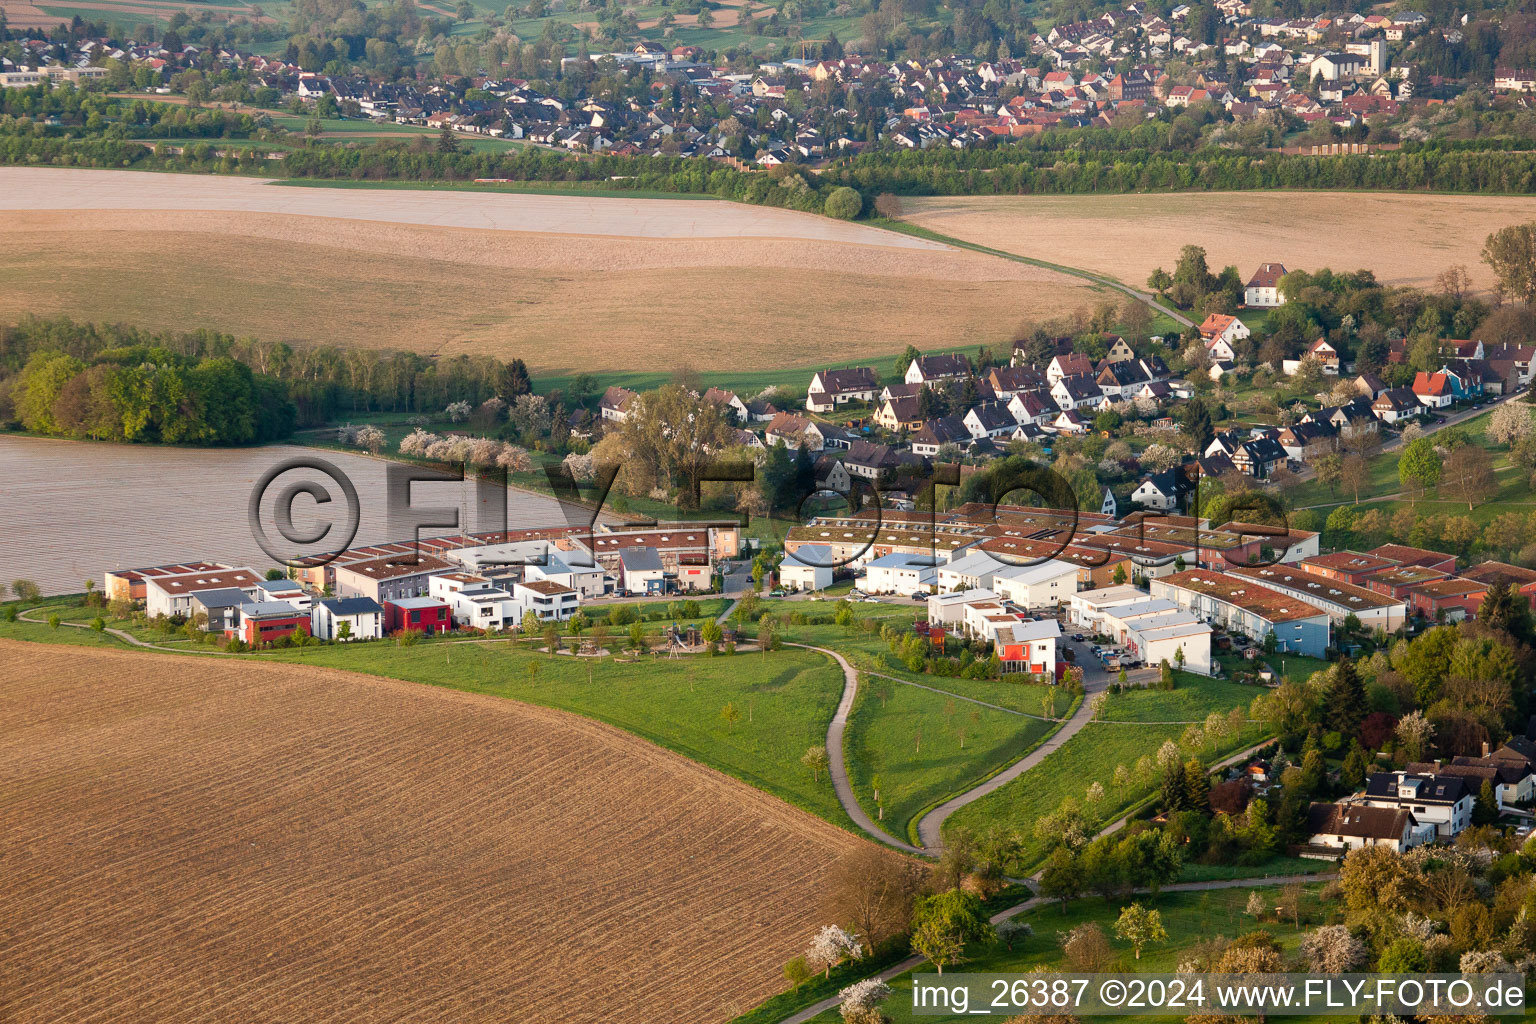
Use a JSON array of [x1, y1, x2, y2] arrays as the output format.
[[774, 872, 1336, 1024], [789, 642, 924, 854]]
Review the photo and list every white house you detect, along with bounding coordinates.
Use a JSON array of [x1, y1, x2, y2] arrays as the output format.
[[1304, 802, 1430, 855], [1198, 314, 1250, 360], [864, 553, 940, 596], [430, 572, 520, 630], [252, 577, 312, 613], [926, 588, 996, 626], [311, 596, 384, 641], [997, 617, 1061, 676], [618, 547, 667, 596], [988, 559, 1080, 609], [513, 579, 580, 623], [1358, 771, 1476, 839], [144, 566, 262, 618], [525, 552, 606, 599], [1243, 262, 1287, 307], [780, 544, 835, 592], [1131, 469, 1183, 511]]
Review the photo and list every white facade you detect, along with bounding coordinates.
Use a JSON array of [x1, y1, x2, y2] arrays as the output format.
[[988, 559, 1079, 609], [513, 580, 580, 623], [431, 572, 520, 630], [864, 554, 939, 596], [781, 544, 834, 592], [310, 599, 384, 641], [926, 588, 996, 626], [525, 554, 606, 599]]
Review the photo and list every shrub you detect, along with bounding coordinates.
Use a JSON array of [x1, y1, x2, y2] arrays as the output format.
[[823, 186, 863, 220]]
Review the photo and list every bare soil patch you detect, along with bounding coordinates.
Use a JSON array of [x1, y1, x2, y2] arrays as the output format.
[[0, 205, 1095, 372], [904, 192, 1536, 293], [0, 640, 863, 1024]]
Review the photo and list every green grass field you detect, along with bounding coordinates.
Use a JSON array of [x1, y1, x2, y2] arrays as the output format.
[[944, 675, 1272, 871], [845, 680, 1057, 845], [800, 884, 1335, 1024], [1098, 673, 1270, 723]]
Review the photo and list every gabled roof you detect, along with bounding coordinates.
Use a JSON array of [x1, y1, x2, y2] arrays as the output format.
[[1412, 371, 1450, 397], [1245, 262, 1287, 289], [618, 547, 664, 572], [812, 366, 878, 394], [911, 353, 972, 378], [1305, 801, 1415, 841], [600, 385, 639, 412]]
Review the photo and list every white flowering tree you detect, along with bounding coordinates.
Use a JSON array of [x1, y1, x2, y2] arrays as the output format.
[[807, 925, 865, 978], [837, 979, 891, 1024], [445, 400, 472, 423], [354, 425, 386, 455], [497, 443, 533, 473], [400, 428, 439, 457], [1301, 925, 1368, 973]]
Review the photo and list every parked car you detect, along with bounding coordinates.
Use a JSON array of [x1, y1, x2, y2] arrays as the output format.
[[1072, 633, 1085, 642], [770, 589, 785, 597]]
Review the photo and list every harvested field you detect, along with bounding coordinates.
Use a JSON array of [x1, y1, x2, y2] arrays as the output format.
[[904, 191, 1536, 293], [0, 170, 1097, 371], [0, 640, 865, 1024]]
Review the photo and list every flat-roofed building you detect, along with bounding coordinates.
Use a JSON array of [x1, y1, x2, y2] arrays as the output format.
[[1226, 564, 1407, 631], [1067, 585, 1148, 631], [1460, 560, 1536, 599], [927, 588, 997, 627], [232, 601, 310, 647], [383, 596, 453, 635], [1298, 550, 1401, 586], [514, 579, 580, 623], [333, 553, 454, 603], [864, 553, 940, 597], [1403, 577, 1488, 622], [1150, 569, 1331, 658], [429, 572, 519, 630]]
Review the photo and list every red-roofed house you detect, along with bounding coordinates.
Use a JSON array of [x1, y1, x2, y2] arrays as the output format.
[[1412, 371, 1453, 409]]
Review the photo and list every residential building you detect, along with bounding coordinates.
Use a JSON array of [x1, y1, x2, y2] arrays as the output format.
[[1304, 802, 1428, 855], [926, 588, 996, 626], [144, 567, 262, 619], [189, 587, 252, 633], [905, 353, 972, 385], [333, 553, 453, 603], [429, 572, 519, 630], [311, 596, 385, 641], [997, 618, 1062, 676], [104, 561, 229, 603], [1244, 262, 1287, 307], [383, 596, 453, 635], [513, 579, 580, 623], [599, 385, 639, 422], [780, 544, 834, 591], [525, 552, 606, 599], [1412, 371, 1453, 409], [231, 601, 310, 646], [1359, 771, 1475, 839], [1150, 569, 1331, 657], [805, 367, 879, 411], [864, 553, 940, 596], [618, 547, 667, 595], [1225, 565, 1408, 631]]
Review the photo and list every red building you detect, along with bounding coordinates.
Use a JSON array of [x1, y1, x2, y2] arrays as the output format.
[[384, 597, 453, 635], [1459, 560, 1536, 600], [232, 603, 310, 646], [1404, 578, 1488, 621], [1367, 544, 1458, 575]]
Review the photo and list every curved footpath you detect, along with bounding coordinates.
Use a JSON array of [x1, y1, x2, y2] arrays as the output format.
[[789, 643, 924, 855], [774, 871, 1336, 1024]]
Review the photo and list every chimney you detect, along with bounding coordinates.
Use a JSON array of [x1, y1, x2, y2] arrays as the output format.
[[1482, 741, 1491, 757], [1433, 759, 1442, 771]]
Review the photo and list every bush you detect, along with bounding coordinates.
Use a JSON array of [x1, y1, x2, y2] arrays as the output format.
[[823, 186, 863, 220]]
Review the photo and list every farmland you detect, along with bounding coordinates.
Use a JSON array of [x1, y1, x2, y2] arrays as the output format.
[[0, 640, 868, 1024], [0, 169, 1101, 372], [902, 191, 1536, 294]]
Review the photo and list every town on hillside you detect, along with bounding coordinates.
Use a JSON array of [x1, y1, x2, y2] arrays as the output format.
[[3, 0, 1534, 159]]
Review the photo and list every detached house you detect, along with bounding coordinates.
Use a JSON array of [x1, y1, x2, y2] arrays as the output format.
[[1359, 771, 1475, 839], [805, 367, 879, 412], [1304, 802, 1427, 855], [1232, 437, 1287, 479], [963, 401, 1018, 440], [765, 412, 825, 451], [600, 385, 639, 422], [702, 387, 749, 423], [1303, 337, 1341, 374], [1046, 352, 1094, 384], [875, 395, 925, 432], [1198, 314, 1250, 360], [905, 353, 972, 386], [1132, 468, 1185, 510], [1412, 371, 1453, 409], [1243, 262, 1287, 307], [1051, 374, 1106, 412], [1372, 387, 1421, 424]]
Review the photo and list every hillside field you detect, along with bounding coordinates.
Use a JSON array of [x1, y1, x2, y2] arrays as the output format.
[[904, 191, 1536, 294], [0, 169, 1102, 373], [0, 640, 867, 1024]]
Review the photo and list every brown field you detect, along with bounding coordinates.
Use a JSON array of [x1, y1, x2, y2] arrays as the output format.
[[0, 640, 864, 1024], [0, 0, 263, 24], [0, 170, 1100, 372], [904, 191, 1536, 294]]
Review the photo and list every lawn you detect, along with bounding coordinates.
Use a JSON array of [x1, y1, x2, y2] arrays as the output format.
[[1097, 672, 1269, 723], [844, 679, 1058, 845], [799, 884, 1335, 1024], [944, 697, 1270, 872]]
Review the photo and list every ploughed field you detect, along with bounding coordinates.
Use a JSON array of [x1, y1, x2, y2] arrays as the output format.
[[903, 191, 1536, 293], [0, 168, 1100, 372], [0, 640, 863, 1023]]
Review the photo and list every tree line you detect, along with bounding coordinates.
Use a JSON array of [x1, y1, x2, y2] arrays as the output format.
[[0, 318, 541, 440]]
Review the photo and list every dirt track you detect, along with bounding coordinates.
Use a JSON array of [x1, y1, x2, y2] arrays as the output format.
[[0, 641, 863, 1024]]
